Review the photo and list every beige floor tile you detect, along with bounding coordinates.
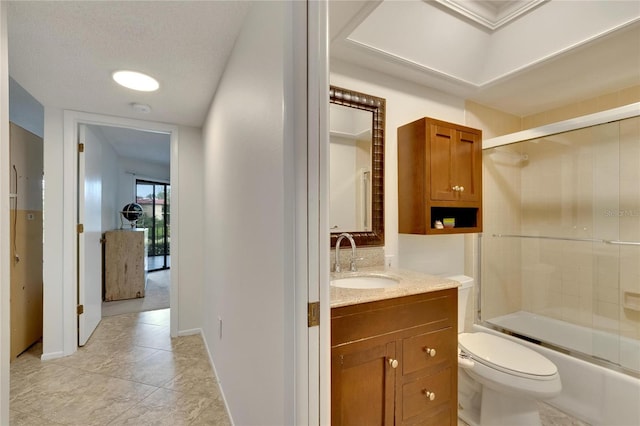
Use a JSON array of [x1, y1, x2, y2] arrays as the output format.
[[11, 366, 156, 425], [190, 398, 232, 426], [109, 388, 214, 426], [10, 409, 63, 425], [9, 308, 228, 425]]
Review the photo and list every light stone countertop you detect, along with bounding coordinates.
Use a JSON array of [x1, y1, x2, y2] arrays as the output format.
[[330, 266, 459, 308]]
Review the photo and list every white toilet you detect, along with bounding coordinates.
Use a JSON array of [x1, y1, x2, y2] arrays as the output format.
[[450, 275, 562, 426]]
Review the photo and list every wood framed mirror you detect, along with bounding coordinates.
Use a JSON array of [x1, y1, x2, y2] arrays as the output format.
[[330, 85, 385, 248]]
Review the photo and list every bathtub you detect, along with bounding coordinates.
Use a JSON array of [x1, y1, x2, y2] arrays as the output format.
[[475, 313, 640, 426]]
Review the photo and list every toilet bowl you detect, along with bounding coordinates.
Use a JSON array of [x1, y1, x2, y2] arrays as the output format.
[[450, 275, 561, 426]]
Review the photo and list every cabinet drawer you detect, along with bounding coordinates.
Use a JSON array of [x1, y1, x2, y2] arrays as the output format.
[[332, 290, 455, 346], [402, 327, 455, 376], [400, 367, 452, 424]]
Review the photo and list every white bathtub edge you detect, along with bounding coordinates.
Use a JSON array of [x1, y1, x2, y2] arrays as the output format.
[[473, 324, 640, 426]]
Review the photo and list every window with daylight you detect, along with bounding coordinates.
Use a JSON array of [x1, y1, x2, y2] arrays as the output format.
[[136, 180, 170, 271]]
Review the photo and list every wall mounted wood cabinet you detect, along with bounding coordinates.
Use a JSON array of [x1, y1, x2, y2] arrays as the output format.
[[331, 288, 458, 425], [398, 117, 482, 234]]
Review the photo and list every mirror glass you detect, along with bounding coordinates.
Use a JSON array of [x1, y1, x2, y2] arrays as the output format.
[[329, 86, 385, 248], [330, 104, 372, 233]]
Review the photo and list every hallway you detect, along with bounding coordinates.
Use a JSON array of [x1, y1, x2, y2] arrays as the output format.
[[9, 309, 230, 425]]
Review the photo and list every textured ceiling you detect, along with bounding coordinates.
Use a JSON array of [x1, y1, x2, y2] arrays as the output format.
[[8, 1, 249, 128], [7, 0, 640, 131]]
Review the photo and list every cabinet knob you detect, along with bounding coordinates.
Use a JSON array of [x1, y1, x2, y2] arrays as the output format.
[[452, 185, 459, 191], [459, 186, 464, 192], [423, 347, 436, 357], [388, 358, 399, 369], [424, 390, 436, 401]]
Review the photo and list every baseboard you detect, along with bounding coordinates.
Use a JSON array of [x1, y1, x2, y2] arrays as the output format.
[[177, 328, 201, 337], [40, 351, 64, 361], [200, 330, 235, 426]]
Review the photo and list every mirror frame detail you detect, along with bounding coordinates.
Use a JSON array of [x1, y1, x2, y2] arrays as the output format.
[[330, 85, 385, 247]]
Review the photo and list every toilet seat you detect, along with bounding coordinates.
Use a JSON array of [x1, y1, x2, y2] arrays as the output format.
[[459, 332, 558, 380]]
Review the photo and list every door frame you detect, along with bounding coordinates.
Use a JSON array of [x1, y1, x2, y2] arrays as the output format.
[[304, 0, 330, 423], [61, 111, 179, 355], [0, 3, 11, 424]]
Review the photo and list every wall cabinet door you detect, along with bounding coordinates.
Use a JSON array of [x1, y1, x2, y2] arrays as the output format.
[[399, 117, 482, 234], [430, 124, 481, 202], [332, 340, 396, 425]]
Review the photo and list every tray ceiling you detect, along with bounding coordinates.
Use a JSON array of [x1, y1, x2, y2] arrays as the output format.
[[434, 0, 547, 30], [330, 0, 640, 116]]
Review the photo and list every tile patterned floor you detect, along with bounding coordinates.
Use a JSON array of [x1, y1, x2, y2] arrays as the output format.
[[9, 309, 230, 426], [11, 308, 589, 425], [457, 401, 590, 426]]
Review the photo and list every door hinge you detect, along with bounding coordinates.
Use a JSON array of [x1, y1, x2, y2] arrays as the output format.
[[308, 301, 320, 327], [78, 143, 84, 153], [77, 223, 84, 233], [77, 304, 84, 315]]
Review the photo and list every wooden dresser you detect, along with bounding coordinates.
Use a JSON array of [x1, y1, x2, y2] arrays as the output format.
[[103, 228, 147, 301]]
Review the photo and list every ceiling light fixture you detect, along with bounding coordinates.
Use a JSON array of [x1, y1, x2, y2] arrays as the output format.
[[112, 70, 159, 92]]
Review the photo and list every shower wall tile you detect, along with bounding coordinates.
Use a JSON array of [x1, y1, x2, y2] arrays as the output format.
[[561, 293, 581, 323], [522, 84, 640, 129], [465, 101, 521, 139]]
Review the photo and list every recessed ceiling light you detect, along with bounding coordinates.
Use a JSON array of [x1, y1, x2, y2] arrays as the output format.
[[112, 70, 159, 92]]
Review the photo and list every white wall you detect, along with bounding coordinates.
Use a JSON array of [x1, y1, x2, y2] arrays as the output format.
[[9, 77, 44, 138], [330, 60, 466, 276], [42, 107, 66, 359], [201, 2, 295, 424], [174, 125, 204, 334]]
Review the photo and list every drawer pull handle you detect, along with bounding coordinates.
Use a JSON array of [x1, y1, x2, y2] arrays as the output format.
[[424, 390, 436, 401], [388, 358, 399, 369], [423, 347, 436, 357]]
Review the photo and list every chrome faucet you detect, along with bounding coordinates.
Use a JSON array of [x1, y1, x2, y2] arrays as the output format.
[[334, 232, 357, 272]]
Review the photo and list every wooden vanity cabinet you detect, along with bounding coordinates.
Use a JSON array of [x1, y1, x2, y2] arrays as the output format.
[[398, 117, 482, 234], [331, 288, 457, 425]]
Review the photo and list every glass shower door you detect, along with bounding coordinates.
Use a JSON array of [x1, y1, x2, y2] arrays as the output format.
[[480, 116, 640, 375]]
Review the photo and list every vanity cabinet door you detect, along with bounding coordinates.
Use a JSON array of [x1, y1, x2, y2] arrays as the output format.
[[331, 339, 396, 426], [331, 288, 458, 425]]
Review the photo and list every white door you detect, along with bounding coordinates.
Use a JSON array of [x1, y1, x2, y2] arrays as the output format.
[[77, 124, 102, 345]]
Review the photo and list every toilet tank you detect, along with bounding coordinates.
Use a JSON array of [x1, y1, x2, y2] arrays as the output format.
[[447, 275, 474, 333]]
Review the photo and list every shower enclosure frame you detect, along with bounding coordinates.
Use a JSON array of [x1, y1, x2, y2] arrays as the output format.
[[477, 102, 640, 379]]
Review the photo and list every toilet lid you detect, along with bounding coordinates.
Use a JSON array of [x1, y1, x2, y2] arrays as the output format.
[[459, 332, 557, 377]]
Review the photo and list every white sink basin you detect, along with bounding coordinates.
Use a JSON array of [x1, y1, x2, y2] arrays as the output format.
[[331, 275, 399, 289]]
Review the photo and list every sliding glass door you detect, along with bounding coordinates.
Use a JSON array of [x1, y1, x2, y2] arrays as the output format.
[[136, 180, 170, 271]]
